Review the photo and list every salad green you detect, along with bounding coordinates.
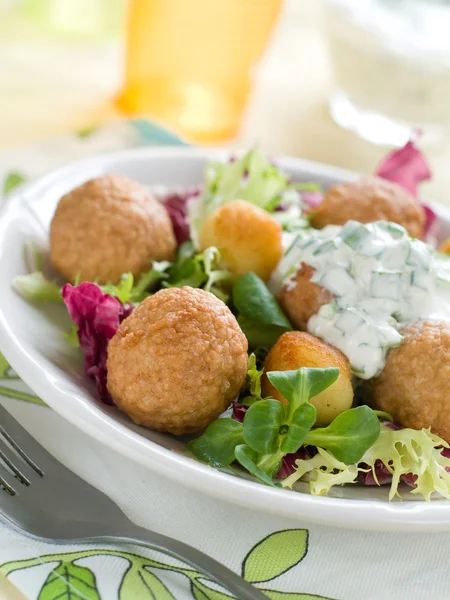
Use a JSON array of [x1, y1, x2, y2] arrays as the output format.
[[14, 242, 233, 306], [188, 147, 309, 247], [283, 425, 450, 500], [232, 272, 293, 349], [13, 143, 450, 502], [188, 365, 381, 486]]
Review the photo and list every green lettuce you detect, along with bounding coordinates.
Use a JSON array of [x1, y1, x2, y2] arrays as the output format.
[[13, 272, 62, 303], [281, 425, 450, 501], [188, 148, 293, 248]]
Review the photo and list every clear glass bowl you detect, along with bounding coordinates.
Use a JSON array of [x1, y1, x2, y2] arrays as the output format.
[[325, 0, 450, 146]]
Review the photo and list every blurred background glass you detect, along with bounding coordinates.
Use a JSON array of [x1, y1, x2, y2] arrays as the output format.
[[3, 0, 450, 199], [118, 0, 282, 142], [326, 0, 450, 147]]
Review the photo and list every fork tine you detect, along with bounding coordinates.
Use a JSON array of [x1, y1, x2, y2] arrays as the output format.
[[0, 404, 54, 474], [0, 436, 40, 486], [0, 460, 17, 496]]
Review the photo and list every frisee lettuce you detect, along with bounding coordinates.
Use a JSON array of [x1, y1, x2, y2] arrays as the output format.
[[188, 148, 295, 248], [281, 425, 450, 500], [101, 261, 170, 304], [14, 243, 231, 307], [282, 447, 359, 495]]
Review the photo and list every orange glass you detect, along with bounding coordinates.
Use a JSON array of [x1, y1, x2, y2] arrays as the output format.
[[117, 0, 282, 142]]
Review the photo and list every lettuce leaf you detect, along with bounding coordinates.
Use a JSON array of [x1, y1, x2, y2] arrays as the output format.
[[13, 272, 62, 303], [281, 425, 450, 500], [188, 148, 293, 248], [362, 427, 450, 500], [282, 447, 358, 495]]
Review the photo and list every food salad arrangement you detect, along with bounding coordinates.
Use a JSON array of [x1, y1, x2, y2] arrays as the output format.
[[14, 142, 450, 501]]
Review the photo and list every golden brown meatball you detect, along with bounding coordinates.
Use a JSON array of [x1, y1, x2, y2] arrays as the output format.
[[278, 264, 333, 331], [262, 331, 353, 426], [367, 321, 450, 442], [199, 199, 282, 282], [107, 287, 248, 435], [310, 176, 425, 239], [50, 174, 176, 285]]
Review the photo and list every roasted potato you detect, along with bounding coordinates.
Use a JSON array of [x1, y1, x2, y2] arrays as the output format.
[[262, 331, 354, 426], [199, 200, 282, 282]]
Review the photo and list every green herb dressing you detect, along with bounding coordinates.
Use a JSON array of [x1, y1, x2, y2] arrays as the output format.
[[272, 221, 450, 379]]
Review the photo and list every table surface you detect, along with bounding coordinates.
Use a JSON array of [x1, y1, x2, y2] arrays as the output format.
[[1, 1, 450, 204]]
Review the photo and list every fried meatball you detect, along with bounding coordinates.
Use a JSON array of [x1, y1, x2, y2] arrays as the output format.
[[107, 287, 248, 435], [278, 264, 333, 331], [310, 176, 425, 239], [262, 331, 353, 426], [367, 321, 450, 442], [199, 200, 282, 282], [50, 175, 176, 285]]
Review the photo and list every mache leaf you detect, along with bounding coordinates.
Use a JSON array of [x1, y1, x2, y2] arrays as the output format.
[[280, 404, 317, 454], [304, 406, 380, 465], [243, 400, 285, 454], [267, 368, 339, 412], [188, 419, 244, 467], [234, 445, 276, 486]]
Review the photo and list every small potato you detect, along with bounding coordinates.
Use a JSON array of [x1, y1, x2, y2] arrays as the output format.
[[199, 199, 282, 282], [262, 331, 353, 426], [439, 238, 450, 254]]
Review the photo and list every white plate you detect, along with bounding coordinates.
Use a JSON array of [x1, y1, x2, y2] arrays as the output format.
[[1, 146, 450, 533]]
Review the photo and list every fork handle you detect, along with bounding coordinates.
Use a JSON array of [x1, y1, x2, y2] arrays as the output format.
[[85, 524, 267, 600]]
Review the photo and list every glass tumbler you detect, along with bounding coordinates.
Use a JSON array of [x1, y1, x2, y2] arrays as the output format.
[[117, 0, 283, 142]]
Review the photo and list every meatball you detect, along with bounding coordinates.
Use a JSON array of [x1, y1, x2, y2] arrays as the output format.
[[199, 199, 282, 282], [107, 287, 248, 435], [310, 176, 425, 239], [278, 264, 333, 330], [367, 321, 450, 442], [50, 174, 176, 285], [262, 331, 353, 426]]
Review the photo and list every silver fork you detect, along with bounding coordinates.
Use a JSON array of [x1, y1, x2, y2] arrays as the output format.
[[0, 404, 267, 600]]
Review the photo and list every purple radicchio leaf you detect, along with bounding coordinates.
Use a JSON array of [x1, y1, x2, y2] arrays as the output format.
[[161, 188, 200, 245], [375, 138, 431, 198], [62, 282, 132, 405]]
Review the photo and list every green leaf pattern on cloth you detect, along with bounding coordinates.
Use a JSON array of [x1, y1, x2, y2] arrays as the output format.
[[242, 529, 308, 583], [0, 530, 334, 599], [0, 352, 45, 405], [2, 171, 26, 196], [37, 561, 100, 600], [119, 565, 176, 599]]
